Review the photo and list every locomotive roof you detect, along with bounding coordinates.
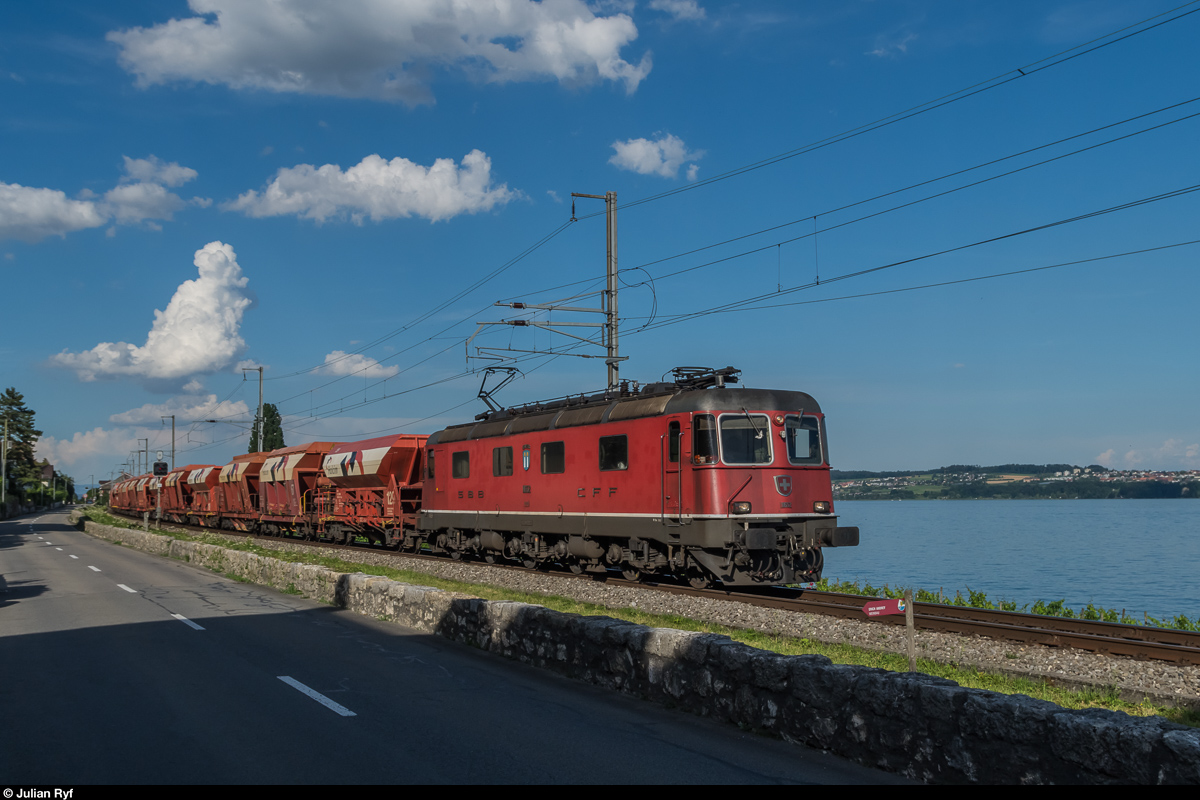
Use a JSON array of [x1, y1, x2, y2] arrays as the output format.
[[427, 368, 822, 446]]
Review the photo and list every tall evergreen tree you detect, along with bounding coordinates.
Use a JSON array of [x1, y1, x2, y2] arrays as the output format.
[[249, 403, 285, 453], [1, 387, 42, 476]]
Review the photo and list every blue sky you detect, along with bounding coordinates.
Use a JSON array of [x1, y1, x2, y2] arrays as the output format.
[[2, 0, 1198, 487]]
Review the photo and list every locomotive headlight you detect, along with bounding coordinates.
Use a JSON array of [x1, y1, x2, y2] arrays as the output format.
[[813, 501, 831, 514], [731, 501, 752, 515]]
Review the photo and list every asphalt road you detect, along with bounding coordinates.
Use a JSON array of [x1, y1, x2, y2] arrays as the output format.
[[0, 508, 908, 785]]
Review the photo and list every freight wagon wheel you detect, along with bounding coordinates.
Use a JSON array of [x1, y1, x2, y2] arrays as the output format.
[[621, 566, 642, 582], [483, 553, 497, 564], [686, 567, 713, 590]]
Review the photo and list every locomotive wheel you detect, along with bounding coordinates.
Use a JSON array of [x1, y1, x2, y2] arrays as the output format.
[[450, 551, 462, 561], [522, 558, 536, 570], [568, 563, 584, 575], [483, 553, 497, 564], [621, 566, 642, 582]]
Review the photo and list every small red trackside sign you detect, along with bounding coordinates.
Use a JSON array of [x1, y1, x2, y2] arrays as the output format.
[[862, 598, 906, 617]]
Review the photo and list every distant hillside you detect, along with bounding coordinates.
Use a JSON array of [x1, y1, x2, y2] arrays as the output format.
[[832, 464, 1198, 500], [831, 464, 1107, 480]]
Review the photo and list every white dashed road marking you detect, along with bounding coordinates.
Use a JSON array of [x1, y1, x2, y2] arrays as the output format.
[[70, 555, 78, 559], [277, 677, 357, 717], [117, 584, 137, 593], [172, 614, 205, 631], [88, 566, 101, 572]]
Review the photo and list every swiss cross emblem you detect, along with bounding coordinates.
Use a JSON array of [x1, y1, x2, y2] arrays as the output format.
[[774, 476, 792, 496]]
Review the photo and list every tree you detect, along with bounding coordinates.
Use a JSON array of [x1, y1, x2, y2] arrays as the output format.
[[249, 403, 285, 453], [1, 387, 42, 490]]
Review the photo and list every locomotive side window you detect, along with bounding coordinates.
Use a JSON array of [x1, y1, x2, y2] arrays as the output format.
[[785, 416, 823, 465], [598, 435, 628, 471], [694, 414, 718, 464], [452, 451, 470, 479], [668, 421, 680, 463], [493, 446, 514, 477], [541, 441, 565, 474], [427, 450, 435, 480], [719, 414, 772, 464]]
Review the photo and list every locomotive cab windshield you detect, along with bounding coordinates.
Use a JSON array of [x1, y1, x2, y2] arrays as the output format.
[[785, 415, 823, 465]]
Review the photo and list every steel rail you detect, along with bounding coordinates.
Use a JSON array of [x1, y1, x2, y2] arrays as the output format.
[[97, 508, 1200, 665], [696, 587, 1200, 666]]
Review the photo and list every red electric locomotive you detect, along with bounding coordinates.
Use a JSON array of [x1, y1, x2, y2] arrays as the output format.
[[418, 367, 858, 587]]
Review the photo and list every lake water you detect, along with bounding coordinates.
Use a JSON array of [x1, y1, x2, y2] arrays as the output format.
[[826, 499, 1200, 622]]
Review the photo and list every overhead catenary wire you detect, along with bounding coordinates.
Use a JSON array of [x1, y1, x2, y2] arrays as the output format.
[[182, 4, 1200, 439], [249, 3, 1200, 385], [262, 179, 1200, 431], [636, 239, 1200, 320], [355, 234, 1200, 420], [631, 184, 1200, 331], [512, 95, 1200, 300], [568, 0, 1200, 221], [264, 220, 576, 381]]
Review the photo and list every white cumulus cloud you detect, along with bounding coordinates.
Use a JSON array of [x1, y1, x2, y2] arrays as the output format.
[[107, 0, 652, 106], [37, 427, 143, 470], [609, 132, 704, 179], [318, 351, 400, 379], [226, 150, 516, 224], [104, 180, 187, 225], [1098, 439, 1200, 471], [108, 395, 251, 426], [0, 183, 108, 242], [649, 0, 706, 22], [120, 155, 198, 188], [1, 155, 200, 242], [52, 241, 254, 385]]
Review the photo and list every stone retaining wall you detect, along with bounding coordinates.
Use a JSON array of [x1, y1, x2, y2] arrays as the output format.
[[77, 515, 1200, 784]]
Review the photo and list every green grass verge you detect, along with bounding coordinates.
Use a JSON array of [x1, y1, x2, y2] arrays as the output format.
[[76, 507, 1199, 727]]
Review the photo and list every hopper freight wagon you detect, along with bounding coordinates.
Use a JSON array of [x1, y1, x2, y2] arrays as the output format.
[[316, 434, 427, 546], [216, 453, 269, 530], [259, 442, 335, 534], [185, 466, 221, 524]]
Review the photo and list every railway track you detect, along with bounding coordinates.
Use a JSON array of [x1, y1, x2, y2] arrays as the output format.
[[97, 509, 1200, 667], [684, 585, 1200, 667]]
